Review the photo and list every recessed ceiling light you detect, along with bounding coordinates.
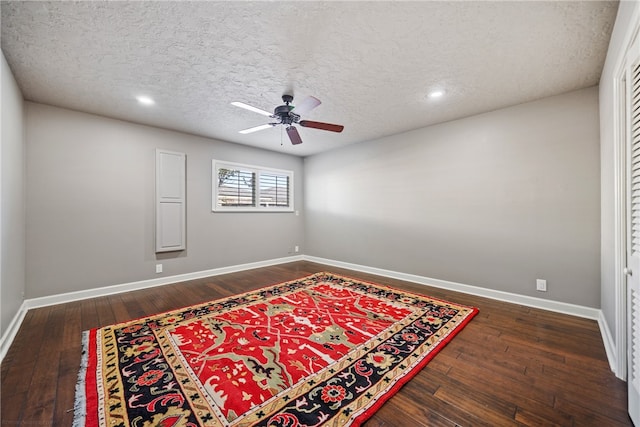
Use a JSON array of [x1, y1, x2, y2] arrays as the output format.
[[428, 90, 444, 99], [136, 95, 155, 106]]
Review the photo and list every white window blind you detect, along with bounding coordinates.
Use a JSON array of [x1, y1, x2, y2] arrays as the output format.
[[259, 172, 290, 207], [217, 167, 256, 207], [212, 160, 293, 212]]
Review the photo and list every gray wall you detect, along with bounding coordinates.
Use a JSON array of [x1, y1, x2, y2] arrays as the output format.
[[600, 0, 639, 342], [1, 51, 26, 336], [305, 87, 601, 307], [25, 103, 304, 298]]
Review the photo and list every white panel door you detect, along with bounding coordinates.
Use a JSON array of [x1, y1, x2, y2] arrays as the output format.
[[158, 202, 184, 249], [626, 32, 640, 427], [156, 149, 186, 252], [158, 152, 185, 199]]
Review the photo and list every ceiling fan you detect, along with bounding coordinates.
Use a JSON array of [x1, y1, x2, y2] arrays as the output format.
[[231, 94, 344, 145]]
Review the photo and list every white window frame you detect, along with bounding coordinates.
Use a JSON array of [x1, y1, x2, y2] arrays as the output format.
[[212, 160, 294, 212]]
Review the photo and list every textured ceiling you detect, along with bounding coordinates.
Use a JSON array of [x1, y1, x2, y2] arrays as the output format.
[[1, 1, 618, 157]]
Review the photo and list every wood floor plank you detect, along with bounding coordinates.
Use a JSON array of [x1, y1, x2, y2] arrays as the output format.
[[428, 368, 519, 424], [109, 293, 133, 324], [403, 383, 500, 427], [53, 348, 82, 426], [0, 391, 27, 426], [555, 396, 632, 426], [18, 305, 66, 426], [94, 295, 117, 326], [62, 301, 83, 350], [79, 297, 99, 331], [514, 406, 571, 427], [371, 395, 453, 427], [0, 261, 632, 426], [446, 359, 555, 408], [1, 307, 56, 413]]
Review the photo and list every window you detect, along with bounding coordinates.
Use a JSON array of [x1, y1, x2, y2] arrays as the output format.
[[212, 160, 294, 212]]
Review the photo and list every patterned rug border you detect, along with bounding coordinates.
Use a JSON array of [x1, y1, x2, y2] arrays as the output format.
[[74, 271, 478, 427]]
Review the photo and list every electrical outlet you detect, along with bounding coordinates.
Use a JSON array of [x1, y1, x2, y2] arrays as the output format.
[[536, 279, 547, 292], [156, 264, 163, 274], [294, 245, 299, 253]]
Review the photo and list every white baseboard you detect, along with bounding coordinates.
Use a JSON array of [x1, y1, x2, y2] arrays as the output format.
[[0, 255, 303, 363], [0, 300, 28, 362], [303, 256, 620, 373], [25, 255, 304, 310], [598, 311, 622, 379], [2, 254, 617, 373], [303, 256, 601, 319]]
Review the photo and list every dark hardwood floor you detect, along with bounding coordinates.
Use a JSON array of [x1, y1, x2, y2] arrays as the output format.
[[0, 261, 632, 426]]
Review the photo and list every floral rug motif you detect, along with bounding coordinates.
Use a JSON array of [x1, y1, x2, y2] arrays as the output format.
[[73, 272, 477, 427]]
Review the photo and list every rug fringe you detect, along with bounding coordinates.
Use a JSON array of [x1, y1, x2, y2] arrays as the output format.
[[72, 330, 90, 427]]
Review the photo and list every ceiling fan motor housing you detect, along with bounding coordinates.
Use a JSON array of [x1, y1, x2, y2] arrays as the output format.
[[274, 104, 298, 125]]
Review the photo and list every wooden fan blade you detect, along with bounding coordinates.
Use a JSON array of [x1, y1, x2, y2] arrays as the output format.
[[286, 126, 303, 145], [231, 102, 273, 117], [299, 120, 344, 133], [239, 123, 276, 134], [293, 96, 321, 114]]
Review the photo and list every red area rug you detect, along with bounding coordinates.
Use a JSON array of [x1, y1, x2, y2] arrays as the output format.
[[73, 272, 477, 427]]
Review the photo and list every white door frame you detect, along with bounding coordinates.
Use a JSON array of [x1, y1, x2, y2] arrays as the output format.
[[613, 2, 640, 382], [614, 74, 627, 381]]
